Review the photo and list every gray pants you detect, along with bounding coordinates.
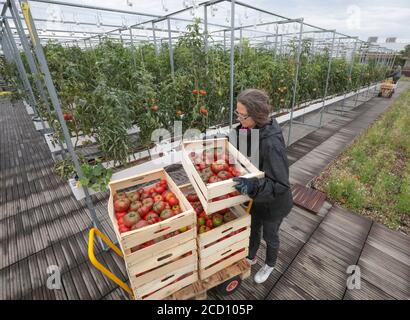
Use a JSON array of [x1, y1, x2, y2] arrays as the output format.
[[248, 214, 284, 267]]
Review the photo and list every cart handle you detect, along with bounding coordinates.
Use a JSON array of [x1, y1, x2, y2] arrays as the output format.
[[246, 200, 253, 214], [88, 228, 134, 299]]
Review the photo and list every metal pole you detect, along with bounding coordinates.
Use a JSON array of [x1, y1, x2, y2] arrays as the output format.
[[129, 27, 137, 68], [3, 19, 38, 113], [229, 0, 235, 128], [239, 28, 242, 56], [273, 24, 278, 57], [223, 30, 226, 52], [119, 29, 123, 44], [19, 0, 106, 248], [1, 35, 13, 63], [8, 0, 50, 131], [286, 19, 304, 147], [335, 37, 341, 57], [204, 4, 208, 53], [353, 44, 369, 108], [152, 21, 159, 56], [338, 38, 357, 115], [318, 31, 336, 127], [167, 18, 174, 77], [279, 34, 283, 56]]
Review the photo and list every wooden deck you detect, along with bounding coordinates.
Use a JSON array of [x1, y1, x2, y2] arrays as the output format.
[[0, 83, 409, 300]]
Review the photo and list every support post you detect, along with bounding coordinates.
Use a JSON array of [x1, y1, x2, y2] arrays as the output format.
[[8, 0, 54, 134], [229, 0, 235, 128], [152, 21, 159, 56], [167, 18, 174, 77], [286, 19, 304, 147], [3, 19, 38, 113], [318, 31, 336, 127], [19, 0, 106, 249]]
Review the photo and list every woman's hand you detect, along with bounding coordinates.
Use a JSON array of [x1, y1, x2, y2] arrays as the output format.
[[232, 177, 255, 195]]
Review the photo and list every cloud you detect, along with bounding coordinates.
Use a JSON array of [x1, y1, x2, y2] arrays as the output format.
[[27, 0, 410, 46]]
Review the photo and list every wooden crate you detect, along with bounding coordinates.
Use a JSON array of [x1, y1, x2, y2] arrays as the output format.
[[180, 184, 251, 280], [181, 138, 264, 214], [129, 239, 199, 300], [108, 168, 198, 299]]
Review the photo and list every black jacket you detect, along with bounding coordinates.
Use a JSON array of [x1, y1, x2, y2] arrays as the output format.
[[230, 118, 293, 221]]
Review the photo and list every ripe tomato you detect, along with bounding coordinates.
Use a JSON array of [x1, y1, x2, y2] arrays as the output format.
[[119, 225, 130, 233], [114, 198, 130, 212], [205, 219, 213, 229], [145, 212, 160, 224], [159, 179, 168, 186], [168, 197, 179, 207], [115, 211, 127, 219], [153, 201, 166, 214], [172, 208, 182, 215], [154, 184, 165, 194], [163, 191, 176, 202], [186, 193, 199, 203], [199, 90, 206, 95], [199, 107, 208, 115], [63, 112, 73, 121], [208, 175, 223, 184], [160, 209, 173, 220], [211, 160, 229, 174], [153, 194, 163, 202], [137, 205, 150, 218], [192, 89, 199, 94], [150, 105, 159, 112], [217, 170, 232, 180]]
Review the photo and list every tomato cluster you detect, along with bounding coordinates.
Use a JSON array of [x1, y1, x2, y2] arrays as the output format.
[[113, 178, 184, 234], [185, 191, 238, 234], [189, 148, 246, 184]]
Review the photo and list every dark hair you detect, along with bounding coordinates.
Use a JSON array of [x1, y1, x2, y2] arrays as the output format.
[[237, 89, 272, 126]]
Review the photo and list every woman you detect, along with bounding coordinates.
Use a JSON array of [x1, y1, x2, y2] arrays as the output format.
[[231, 89, 293, 284]]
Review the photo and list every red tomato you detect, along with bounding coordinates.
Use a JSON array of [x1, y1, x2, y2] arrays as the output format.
[[115, 211, 127, 219], [154, 185, 165, 194], [63, 112, 73, 121], [114, 198, 130, 212], [206, 219, 213, 229], [186, 193, 199, 203], [153, 194, 163, 202], [168, 197, 179, 206], [119, 226, 130, 233], [163, 191, 176, 202]]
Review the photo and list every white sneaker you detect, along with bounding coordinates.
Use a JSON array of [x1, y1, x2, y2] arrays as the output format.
[[246, 256, 257, 265], [254, 264, 274, 283]]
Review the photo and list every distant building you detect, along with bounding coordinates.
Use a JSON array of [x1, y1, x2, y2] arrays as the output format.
[[366, 36, 410, 52]]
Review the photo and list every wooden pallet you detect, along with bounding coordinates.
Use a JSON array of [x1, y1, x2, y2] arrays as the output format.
[[165, 259, 251, 300], [181, 138, 264, 214]]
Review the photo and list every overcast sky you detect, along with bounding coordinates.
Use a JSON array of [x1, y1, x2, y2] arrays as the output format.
[[63, 0, 409, 41]]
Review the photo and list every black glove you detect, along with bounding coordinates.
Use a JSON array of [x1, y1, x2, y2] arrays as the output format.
[[232, 177, 255, 195]]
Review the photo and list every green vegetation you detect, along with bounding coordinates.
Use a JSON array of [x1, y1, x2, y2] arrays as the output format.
[[313, 86, 410, 234], [5, 20, 390, 173]]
